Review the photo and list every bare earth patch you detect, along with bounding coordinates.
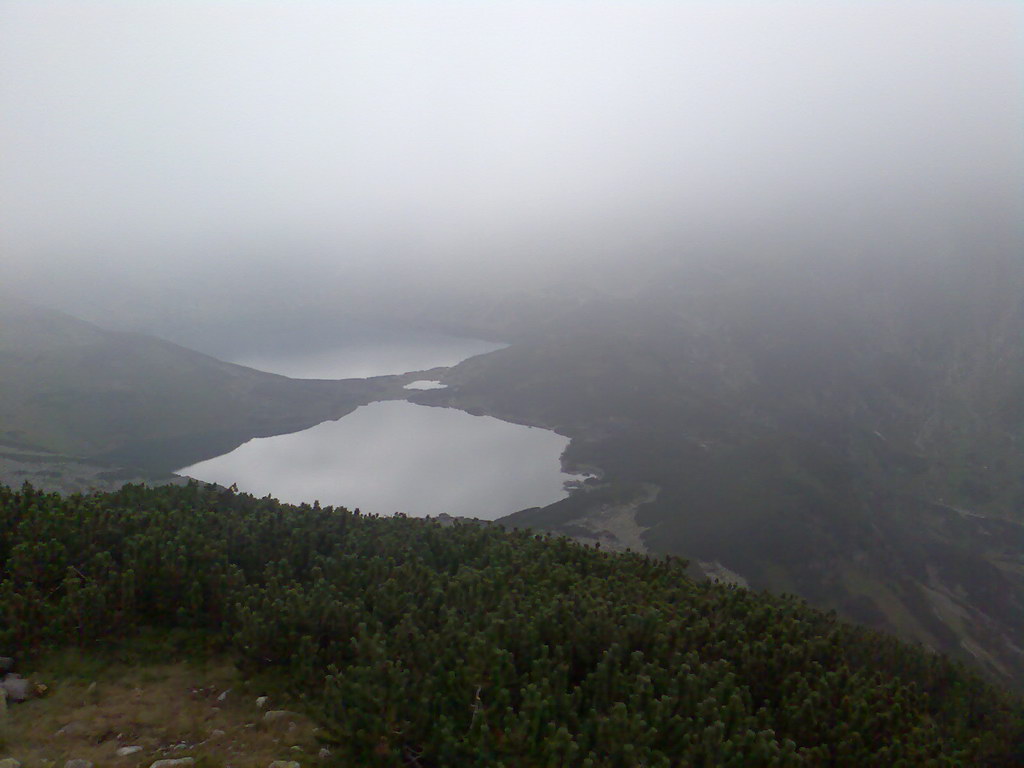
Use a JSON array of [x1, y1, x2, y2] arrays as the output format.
[[564, 483, 659, 553]]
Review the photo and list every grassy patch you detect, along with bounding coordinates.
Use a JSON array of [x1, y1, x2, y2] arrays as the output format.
[[3, 641, 325, 768]]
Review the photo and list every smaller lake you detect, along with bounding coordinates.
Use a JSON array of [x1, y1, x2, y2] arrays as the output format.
[[179, 400, 585, 520], [227, 330, 503, 380], [404, 380, 446, 390]]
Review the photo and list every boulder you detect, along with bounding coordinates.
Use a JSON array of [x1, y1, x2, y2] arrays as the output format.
[[1, 675, 32, 703], [262, 710, 301, 728]]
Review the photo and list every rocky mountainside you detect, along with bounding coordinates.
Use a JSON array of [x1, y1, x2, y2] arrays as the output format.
[[417, 254, 1024, 689]]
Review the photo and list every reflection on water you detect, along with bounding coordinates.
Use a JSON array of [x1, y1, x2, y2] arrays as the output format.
[[228, 332, 503, 379], [179, 401, 584, 520]]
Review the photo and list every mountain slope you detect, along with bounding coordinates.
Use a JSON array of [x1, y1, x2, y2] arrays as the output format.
[[0, 298, 391, 471], [2, 482, 1022, 765], [418, 256, 1024, 688]]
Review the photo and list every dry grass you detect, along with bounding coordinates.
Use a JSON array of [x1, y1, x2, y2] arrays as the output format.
[[2, 652, 326, 768]]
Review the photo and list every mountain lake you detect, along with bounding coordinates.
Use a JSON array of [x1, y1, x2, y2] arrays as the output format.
[[179, 330, 587, 519]]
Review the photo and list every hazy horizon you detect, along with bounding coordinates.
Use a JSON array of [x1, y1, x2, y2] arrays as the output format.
[[2, 1, 1021, 339]]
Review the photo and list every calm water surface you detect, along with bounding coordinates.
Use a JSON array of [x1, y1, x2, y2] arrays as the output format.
[[182, 328, 579, 518], [179, 401, 584, 520], [228, 329, 503, 379], [404, 380, 447, 390]]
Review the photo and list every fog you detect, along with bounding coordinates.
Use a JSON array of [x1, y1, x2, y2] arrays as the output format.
[[1, 1, 1020, 339]]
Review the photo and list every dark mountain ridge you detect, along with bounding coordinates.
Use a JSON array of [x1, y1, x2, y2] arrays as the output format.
[[414, 254, 1024, 688], [0, 297, 406, 473]]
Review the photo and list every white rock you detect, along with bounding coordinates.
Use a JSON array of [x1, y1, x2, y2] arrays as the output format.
[[262, 710, 300, 727], [255, 696, 269, 709], [317, 748, 331, 759], [148, 760, 195, 768], [217, 689, 231, 702], [116, 747, 143, 757], [2, 675, 32, 703]]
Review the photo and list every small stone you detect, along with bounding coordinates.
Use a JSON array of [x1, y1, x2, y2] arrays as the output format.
[[267, 762, 300, 768], [255, 696, 269, 709], [57, 722, 89, 738], [116, 746, 143, 757], [0, 758, 22, 768], [317, 748, 331, 759], [149, 760, 195, 768], [216, 689, 231, 702], [64, 760, 93, 768]]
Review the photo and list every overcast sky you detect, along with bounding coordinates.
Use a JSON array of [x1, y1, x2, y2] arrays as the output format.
[[1, 1, 1020, 332]]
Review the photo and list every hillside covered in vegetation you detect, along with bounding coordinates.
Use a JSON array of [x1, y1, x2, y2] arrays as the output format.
[[0, 299, 407, 474], [2, 482, 1021, 766], [418, 255, 1024, 690]]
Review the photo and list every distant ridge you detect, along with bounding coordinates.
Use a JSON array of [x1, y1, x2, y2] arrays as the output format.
[[0, 299, 391, 471]]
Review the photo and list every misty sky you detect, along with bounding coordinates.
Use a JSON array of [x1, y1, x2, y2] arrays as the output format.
[[1, 2, 1020, 332]]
